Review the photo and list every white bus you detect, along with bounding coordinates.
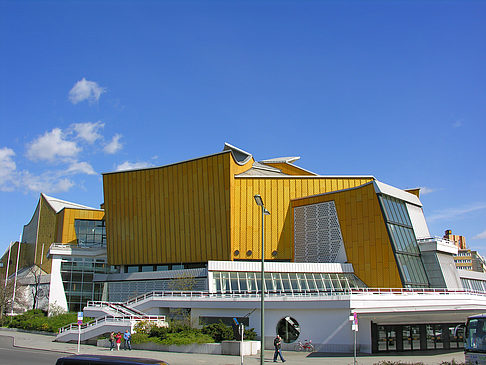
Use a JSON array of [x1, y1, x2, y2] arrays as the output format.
[[463, 314, 486, 365]]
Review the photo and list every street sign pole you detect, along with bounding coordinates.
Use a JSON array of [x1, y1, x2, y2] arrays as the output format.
[[77, 312, 83, 353]]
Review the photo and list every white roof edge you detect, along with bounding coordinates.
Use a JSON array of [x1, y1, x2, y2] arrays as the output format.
[[261, 156, 301, 164], [208, 260, 355, 273], [235, 175, 375, 179], [223, 142, 253, 166], [373, 181, 422, 207], [42, 193, 100, 213]]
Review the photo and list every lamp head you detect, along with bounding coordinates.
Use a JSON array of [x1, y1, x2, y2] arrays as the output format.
[[254, 194, 264, 207]]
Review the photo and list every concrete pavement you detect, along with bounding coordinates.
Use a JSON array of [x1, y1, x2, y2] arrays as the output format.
[[0, 328, 466, 365]]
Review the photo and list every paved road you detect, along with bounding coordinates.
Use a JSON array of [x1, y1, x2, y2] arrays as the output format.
[[0, 328, 467, 365], [0, 335, 66, 365]]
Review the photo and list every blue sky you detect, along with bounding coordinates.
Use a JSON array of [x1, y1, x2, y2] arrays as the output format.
[[1, 1, 485, 257]]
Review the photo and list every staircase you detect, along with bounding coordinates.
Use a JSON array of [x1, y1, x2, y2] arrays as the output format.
[[55, 301, 166, 343]]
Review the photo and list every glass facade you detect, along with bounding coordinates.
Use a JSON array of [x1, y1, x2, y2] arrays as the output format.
[[462, 278, 486, 292], [60, 257, 117, 312], [74, 219, 106, 247], [373, 323, 464, 352], [211, 271, 367, 294], [378, 195, 429, 288]]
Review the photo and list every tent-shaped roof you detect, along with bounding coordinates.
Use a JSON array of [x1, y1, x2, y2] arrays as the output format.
[[41, 193, 100, 213]]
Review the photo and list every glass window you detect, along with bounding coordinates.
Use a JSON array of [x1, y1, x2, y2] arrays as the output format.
[[276, 316, 300, 343], [74, 219, 106, 247]]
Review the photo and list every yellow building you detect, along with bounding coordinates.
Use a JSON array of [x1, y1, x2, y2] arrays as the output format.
[[102, 143, 431, 289], [20, 193, 105, 273]]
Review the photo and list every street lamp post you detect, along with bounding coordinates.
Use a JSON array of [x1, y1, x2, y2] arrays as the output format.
[[254, 194, 270, 365]]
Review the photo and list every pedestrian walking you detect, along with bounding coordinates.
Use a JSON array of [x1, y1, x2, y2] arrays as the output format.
[[115, 332, 122, 351], [273, 334, 286, 363], [124, 329, 132, 350], [109, 331, 115, 351]]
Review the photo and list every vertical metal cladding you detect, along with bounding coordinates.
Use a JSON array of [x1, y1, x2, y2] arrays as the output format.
[[291, 183, 403, 288], [232, 177, 374, 262], [103, 152, 233, 265]]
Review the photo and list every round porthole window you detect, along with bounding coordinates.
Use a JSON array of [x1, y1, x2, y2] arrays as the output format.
[[234, 250, 240, 256], [276, 316, 300, 343], [246, 250, 253, 256]]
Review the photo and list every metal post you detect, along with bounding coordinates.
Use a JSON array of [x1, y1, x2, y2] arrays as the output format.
[[11, 236, 21, 315], [260, 204, 265, 365], [354, 328, 357, 365], [240, 323, 244, 365], [4, 242, 12, 288], [78, 324, 81, 353]]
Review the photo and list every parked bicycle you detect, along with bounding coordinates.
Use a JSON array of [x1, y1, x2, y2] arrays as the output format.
[[295, 339, 315, 352]]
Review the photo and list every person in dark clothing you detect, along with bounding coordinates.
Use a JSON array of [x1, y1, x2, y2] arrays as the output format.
[[273, 335, 286, 363], [109, 331, 115, 351]]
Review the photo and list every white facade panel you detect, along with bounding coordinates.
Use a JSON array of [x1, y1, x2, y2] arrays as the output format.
[[207, 260, 354, 273], [406, 203, 431, 239], [48, 255, 68, 313]]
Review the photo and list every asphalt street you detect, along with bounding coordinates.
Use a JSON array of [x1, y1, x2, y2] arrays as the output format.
[[0, 335, 66, 365]]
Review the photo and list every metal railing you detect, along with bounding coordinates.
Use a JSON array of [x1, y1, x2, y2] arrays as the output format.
[[117, 287, 486, 306], [417, 237, 456, 246], [87, 301, 145, 316], [58, 314, 166, 335]]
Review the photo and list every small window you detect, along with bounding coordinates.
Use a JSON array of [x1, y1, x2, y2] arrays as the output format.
[[276, 316, 300, 343]]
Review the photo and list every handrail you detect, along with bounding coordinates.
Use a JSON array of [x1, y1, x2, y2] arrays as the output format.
[[59, 314, 166, 334], [99, 287, 486, 307]]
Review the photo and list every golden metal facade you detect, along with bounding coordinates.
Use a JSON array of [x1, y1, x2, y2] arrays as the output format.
[[104, 152, 234, 265], [232, 177, 373, 261], [291, 183, 403, 288], [103, 149, 375, 266]]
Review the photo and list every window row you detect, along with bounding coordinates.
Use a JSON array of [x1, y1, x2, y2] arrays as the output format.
[[379, 195, 412, 227], [211, 271, 367, 294], [388, 224, 420, 254], [396, 253, 429, 287]]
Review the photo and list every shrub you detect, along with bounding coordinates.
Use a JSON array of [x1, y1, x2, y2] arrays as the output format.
[[134, 320, 158, 335], [201, 321, 234, 343], [6, 310, 92, 333], [149, 325, 170, 340], [243, 327, 257, 340]]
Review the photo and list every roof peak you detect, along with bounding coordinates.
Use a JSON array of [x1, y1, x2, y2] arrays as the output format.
[[41, 193, 100, 213]]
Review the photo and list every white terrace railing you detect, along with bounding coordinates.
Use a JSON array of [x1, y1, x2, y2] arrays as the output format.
[[58, 314, 166, 335], [417, 236, 457, 247], [113, 287, 486, 306], [86, 301, 146, 316]]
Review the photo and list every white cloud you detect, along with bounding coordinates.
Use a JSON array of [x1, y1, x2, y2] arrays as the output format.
[[73, 121, 105, 144], [115, 161, 152, 172], [104, 134, 123, 154], [21, 171, 75, 194], [66, 161, 96, 175], [26, 128, 81, 162], [419, 186, 435, 195], [428, 203, 486, 222], [68, 78, 106, 104], [473, 230, 486, 240], [0, 147, 18, 191]]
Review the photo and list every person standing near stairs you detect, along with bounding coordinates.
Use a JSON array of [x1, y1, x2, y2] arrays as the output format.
[[115, 332, 122, 350], [109, 332, 115, 351], [124, 330, 132, 350]]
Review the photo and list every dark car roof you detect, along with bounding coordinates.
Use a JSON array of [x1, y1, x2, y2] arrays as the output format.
[[469, 314, 486, 319], [55, 354, 168, 365]]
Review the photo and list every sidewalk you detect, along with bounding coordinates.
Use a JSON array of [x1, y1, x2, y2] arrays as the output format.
[[0, 328, 466, 365]]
